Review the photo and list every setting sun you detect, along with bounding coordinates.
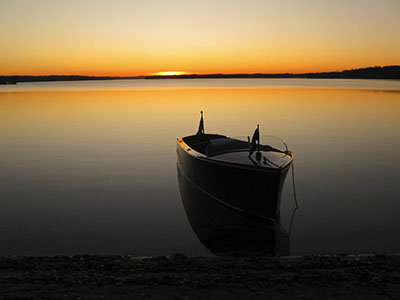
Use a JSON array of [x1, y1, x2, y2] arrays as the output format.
[[153, 71, 187, 76]]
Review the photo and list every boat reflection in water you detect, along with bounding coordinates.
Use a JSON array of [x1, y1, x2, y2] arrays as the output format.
[[178, 166, 291, 256]]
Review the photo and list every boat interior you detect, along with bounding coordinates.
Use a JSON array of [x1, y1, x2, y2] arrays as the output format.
[[182, 134, 293, 169]]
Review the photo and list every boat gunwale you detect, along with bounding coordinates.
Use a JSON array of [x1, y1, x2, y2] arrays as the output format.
[[177, 136, 294, 174]]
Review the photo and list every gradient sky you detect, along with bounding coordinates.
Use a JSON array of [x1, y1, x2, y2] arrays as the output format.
[[1, 0, 399, 76]]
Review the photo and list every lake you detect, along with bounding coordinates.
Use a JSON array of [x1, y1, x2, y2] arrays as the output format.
[[1, 78, 399, 256]]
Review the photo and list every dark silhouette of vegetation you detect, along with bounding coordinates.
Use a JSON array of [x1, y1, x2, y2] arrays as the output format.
[[145, 66, 400, 80], [0, 66, 399, 84], [298, 65, 400, 79]]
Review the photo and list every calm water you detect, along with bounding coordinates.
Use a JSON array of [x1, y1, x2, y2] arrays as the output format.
[[1, 79, 400, 256]]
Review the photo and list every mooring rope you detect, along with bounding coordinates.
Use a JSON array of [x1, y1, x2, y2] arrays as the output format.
[[288, 162, 299, 237]]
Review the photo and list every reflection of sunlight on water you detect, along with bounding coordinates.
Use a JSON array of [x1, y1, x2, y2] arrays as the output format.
[[1, 78, 400, 92]]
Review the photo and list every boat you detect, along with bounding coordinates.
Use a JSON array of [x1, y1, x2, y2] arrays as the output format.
[[177, 165, 290, 256], [176, 112, 294, 221]]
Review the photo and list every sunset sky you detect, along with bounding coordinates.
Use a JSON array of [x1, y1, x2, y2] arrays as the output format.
[[1, 0, 399, 76]]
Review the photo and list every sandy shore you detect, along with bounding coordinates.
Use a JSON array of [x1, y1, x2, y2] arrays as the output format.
[[1, 254, 399, 299]]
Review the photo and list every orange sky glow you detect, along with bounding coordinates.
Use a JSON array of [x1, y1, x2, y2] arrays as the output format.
[[1, 0, 399, 76]]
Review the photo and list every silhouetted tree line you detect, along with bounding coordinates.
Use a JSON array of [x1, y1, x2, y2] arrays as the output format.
[[146, 66, 400, 80], [1, 66, 399, 84], [297, 66, 400, 79]]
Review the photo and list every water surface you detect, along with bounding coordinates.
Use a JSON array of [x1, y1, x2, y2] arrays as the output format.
[[1, 79, 399, 256]]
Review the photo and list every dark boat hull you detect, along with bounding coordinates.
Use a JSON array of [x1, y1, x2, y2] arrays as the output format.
[[177, 165, 290, 256], [176, 139, 291, 220]]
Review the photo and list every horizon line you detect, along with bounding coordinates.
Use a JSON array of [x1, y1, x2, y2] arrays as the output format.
[[1, 65, 400, 78]]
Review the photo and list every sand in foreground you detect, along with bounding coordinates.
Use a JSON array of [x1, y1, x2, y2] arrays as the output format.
[[1, 254, 399, 299]]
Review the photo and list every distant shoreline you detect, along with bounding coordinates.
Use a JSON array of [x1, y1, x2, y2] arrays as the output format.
[[1, 65, 399, 84]]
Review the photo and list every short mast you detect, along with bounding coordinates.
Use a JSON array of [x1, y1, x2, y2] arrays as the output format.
[[196, 111, 205, 135], [249, 124, 260, 158], [256, 124, 261, 161]]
